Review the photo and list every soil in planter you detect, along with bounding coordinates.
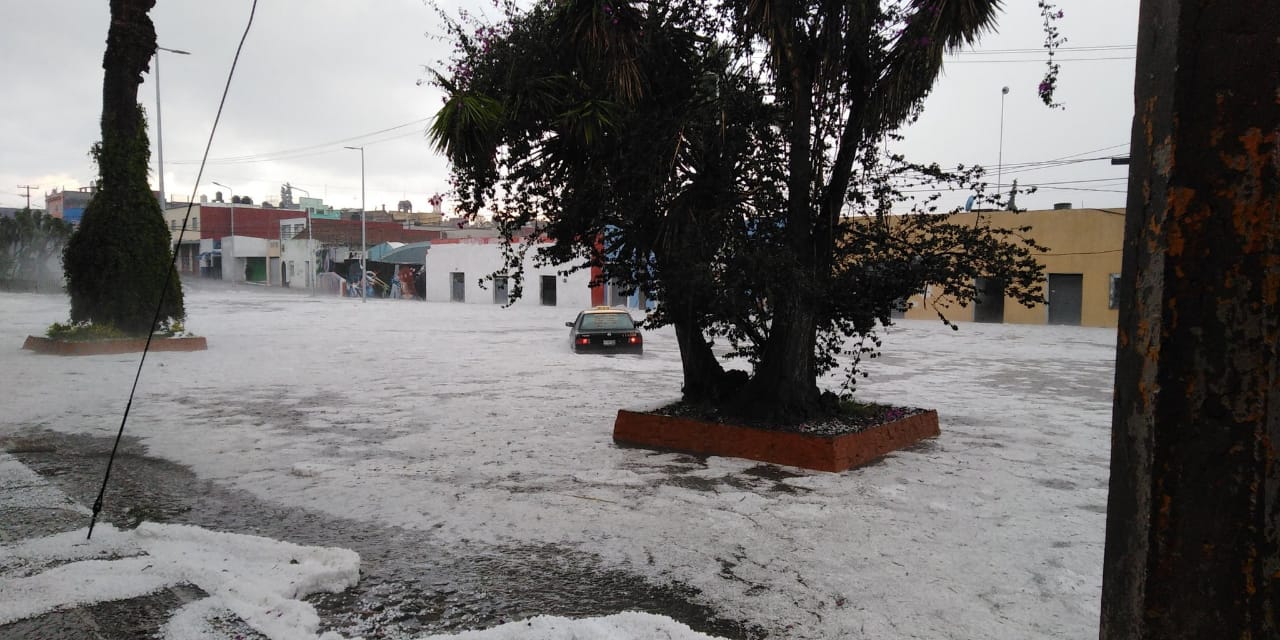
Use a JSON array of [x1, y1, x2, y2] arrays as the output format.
[[652, 400, 924, 437]]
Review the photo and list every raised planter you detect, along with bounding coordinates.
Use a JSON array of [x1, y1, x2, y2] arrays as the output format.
[[613, 408, 939, 473], [22, 335, 208, 356]]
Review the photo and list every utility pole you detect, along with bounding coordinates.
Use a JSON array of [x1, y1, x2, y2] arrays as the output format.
[[16, 184, 38, 209]]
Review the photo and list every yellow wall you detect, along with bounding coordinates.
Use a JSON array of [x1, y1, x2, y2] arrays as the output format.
[[901, 207, 1126, 328], [163, 206, 200, 244]]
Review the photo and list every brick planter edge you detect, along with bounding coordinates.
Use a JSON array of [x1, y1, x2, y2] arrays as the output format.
[[22, 335, 208, 356], [613, 408, 940, 473]]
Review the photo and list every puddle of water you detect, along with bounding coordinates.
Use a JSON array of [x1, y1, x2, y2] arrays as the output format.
[[3, 430, 765, 639]]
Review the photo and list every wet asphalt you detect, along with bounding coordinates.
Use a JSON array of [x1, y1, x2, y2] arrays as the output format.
[[1, 430, 764, 640]]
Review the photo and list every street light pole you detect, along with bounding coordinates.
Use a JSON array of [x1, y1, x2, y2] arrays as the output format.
[[212, 181, 234, 281], [997, 86, 1009, 209], [344, 146, 366, 303], [212, 181, 235, 236], [290, 185, 315, 295], [153, 46, 190, 209]]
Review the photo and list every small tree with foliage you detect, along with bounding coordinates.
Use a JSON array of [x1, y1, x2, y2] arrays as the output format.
[[63, 0, 183, 335], [0, 208, 73, 291]]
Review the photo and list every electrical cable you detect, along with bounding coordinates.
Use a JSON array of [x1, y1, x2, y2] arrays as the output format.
[[190, 128, 423, 166], [945, 56, 1135, 64], [88, 0, 259, 540], [951, 44, 1134, 55], [169, 118, 429, 165]]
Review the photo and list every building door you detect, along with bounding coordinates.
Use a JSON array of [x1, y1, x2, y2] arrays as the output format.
[[973, 277, 1006, 323], [450, 272, 465, 302], [540, 275, 557, 306], [609, 282, 628, 307], [493, 276, 509, 304], [1047, 273, 1083, 325]]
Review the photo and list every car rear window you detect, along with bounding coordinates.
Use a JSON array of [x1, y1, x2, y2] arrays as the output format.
[[580, 313, 635, 331]]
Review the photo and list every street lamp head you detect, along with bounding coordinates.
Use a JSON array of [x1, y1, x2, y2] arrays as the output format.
[[1001, 86, 1010, 95], [157, 46, 191, 55], [344, 146, 362, 151]]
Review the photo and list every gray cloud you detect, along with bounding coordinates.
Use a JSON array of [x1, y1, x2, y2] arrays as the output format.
[[1, 0, 1139, 213]]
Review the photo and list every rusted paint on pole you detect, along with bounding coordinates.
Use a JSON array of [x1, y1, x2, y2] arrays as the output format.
[[1101, 0, 1279, 637]]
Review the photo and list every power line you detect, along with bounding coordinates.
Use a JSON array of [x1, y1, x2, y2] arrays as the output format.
[[952, 44, 1134, 55], [169, 117, 430, 165], [192, 128, 425, 166], [945, 56, 1135, 64]]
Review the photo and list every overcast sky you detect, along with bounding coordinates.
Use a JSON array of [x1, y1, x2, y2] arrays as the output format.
[[1, 1, 1139, 213]]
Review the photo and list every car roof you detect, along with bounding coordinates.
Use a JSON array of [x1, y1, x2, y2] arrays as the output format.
[[581, 306, 630, 314]]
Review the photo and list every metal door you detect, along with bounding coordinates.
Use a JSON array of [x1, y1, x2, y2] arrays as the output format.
[[493, 276, 509, 304], [973, 277, 1006, 323], [1047, 273, 1083, 325], [450, 272, 465, 302], [540, 275, 557, 306]]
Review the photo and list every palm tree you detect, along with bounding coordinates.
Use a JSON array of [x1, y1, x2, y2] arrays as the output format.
[[431, 0, 768, 401], [729, 0, 1004, 418]]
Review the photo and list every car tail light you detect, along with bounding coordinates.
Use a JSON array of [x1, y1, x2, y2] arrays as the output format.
[[628, 335, 641, 344], [577, 337, 591, 345]]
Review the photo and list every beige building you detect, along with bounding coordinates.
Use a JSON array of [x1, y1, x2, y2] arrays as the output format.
[[901, 207, 1126, 328]]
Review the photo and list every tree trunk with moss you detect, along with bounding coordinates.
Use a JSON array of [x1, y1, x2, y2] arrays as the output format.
[[63, 0, 184, 334]]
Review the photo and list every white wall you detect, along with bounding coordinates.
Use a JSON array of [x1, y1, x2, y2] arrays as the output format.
[[280, 238, 320, 289], [221, 236, 271, 282], [424, 240, 594, 308]]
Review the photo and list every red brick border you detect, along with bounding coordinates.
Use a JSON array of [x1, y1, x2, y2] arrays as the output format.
[[22, 335, 208, 356], [613, 409, 939, 473]]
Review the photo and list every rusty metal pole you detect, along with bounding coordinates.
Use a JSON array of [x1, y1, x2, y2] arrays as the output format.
[[1100, 0, 1279, 637]]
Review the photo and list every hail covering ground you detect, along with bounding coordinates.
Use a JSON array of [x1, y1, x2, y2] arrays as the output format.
[[0, 283, 1116, 639]]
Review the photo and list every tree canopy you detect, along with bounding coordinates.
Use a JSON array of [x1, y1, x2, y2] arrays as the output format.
[[429, 0, 1049, 422]]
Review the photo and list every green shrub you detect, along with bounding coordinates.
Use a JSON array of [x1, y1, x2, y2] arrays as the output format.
[[45, 321, 132, 342]]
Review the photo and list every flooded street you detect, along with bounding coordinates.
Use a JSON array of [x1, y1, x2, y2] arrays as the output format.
[[5, 430, 761, 639], [2, 287, 1119, 639]]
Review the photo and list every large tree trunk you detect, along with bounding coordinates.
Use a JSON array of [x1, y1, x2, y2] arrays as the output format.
[[730, 39, 828, 423], [672, 317, 738, 403], [100, 0, 156, 188], [1099, 0, 1279, 637], [736, 292, 824, 421]]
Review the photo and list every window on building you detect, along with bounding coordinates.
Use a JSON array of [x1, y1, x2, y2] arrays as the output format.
[[1108, 273, 1121, 310], [192, 218, 199, 231], [170, 219, 177, 231]]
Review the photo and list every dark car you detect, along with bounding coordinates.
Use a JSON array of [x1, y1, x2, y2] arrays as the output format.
[[566, 307, 643, 354]]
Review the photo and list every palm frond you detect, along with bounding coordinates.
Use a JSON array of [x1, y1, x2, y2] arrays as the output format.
[[872, 0, 1003, 130], [429, 92, 505, 166]]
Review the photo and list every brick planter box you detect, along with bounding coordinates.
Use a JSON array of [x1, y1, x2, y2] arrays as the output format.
[[22, 335, 208, 356], [613, 408, 939, 473]]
